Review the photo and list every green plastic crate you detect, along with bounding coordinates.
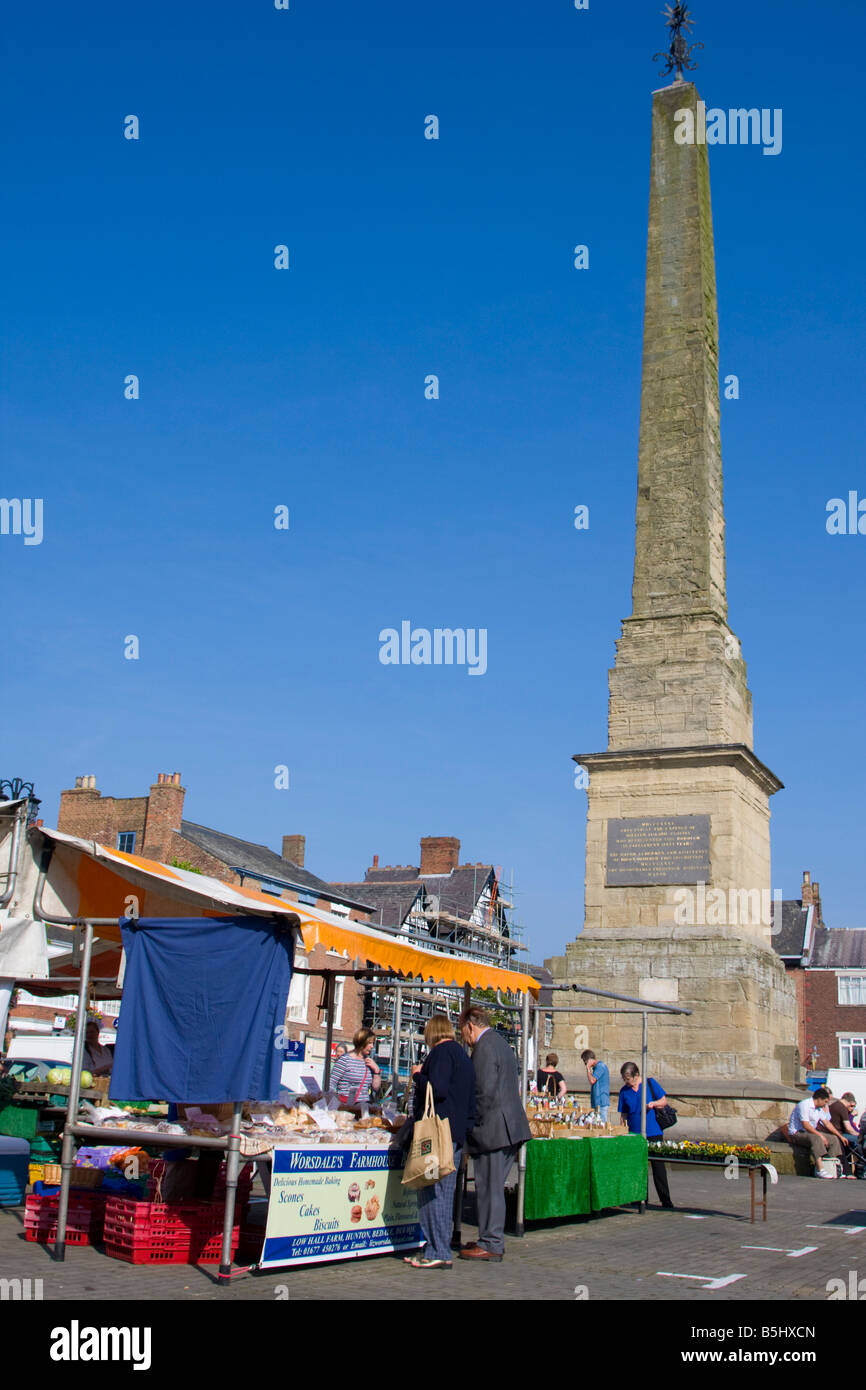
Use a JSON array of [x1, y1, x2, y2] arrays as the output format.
[[29, 1133, 61, 1159]]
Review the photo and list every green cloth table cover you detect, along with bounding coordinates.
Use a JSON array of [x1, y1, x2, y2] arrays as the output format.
[[524, 1135, 648, 1220], [0, 1105, 39, 1140], [525, 1135, 592, 1218]]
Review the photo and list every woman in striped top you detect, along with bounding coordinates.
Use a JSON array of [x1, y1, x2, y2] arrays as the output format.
[[329, 1028, 382, 1104]]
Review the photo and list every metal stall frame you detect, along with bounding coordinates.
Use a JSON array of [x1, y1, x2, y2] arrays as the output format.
[[29, 842, 538, 1279], [30, 854, 302, 1284], [513, 983, 691, 1234]]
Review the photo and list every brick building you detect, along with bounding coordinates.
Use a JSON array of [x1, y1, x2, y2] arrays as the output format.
[[54, 773, 376, 1068], [773, 871, 866, 1075], [329, 834, 527, 1073]]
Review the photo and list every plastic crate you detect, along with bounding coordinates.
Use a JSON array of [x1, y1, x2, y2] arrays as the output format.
[[25, 1192, 106, 1240], [25, 1224, 91, 1246], [25, 1192, 105, 1220], [195, 1227, 241, 1264], [104, 1234, 196, 1265], [104, 1225, 241, 1266], [197, 1199, 249, 1230], [0, 1136, 30, 1206], [103, 1197, 203, 1240]]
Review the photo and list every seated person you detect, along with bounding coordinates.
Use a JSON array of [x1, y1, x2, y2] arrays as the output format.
[[82, 1021, 113, 1077], [820, 1092, 860, 1177], [788, 1088, 843, 1174]]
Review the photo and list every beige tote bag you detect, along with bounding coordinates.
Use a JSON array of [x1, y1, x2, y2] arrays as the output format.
[[401, 1082, 455, 1189]]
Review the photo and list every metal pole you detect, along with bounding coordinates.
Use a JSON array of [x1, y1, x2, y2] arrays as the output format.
[[531, 995, 540, 1092], [218, 1101, 243, 1283], [0, 803, 25, 908], [516, 990, 531, 1238], [322, 972, 336, 1090], [640, 1010, 648, 1138], [452, 1150, 466, 1251], [392, 983, 403, 1100], [54, 922, 94, 1262]]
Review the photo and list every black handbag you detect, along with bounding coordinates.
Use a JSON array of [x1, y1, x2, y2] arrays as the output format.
[[649, 1079, 677, 1130]]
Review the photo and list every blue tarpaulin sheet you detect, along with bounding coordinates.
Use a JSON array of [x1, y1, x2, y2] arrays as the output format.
[[110, 916, 294, 1103]]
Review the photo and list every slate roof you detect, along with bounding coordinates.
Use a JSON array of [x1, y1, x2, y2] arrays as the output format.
[[328, 881, 424, 931], [772, 900, 811, 960], [363, 862, 496, 922], [363, 866, 421, 884], [808, 926, 866, 970], [179, 820, 373, 912], [526, 963, 555, 1008]]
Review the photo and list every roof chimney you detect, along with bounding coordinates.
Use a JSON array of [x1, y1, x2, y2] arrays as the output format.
[[801, 870, 823, 926], [143, 774, 186, 859], [282, 835, 305, 868], [372, 854, 379, 869], [420, 836, 460, 876]]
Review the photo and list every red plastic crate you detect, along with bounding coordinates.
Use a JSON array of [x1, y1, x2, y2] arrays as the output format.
[[197, 1199, 249, 1230], [25, 1192, 104, 1217], [25, 1193, 106, 1240], [104, 1235, 196, 1265], [104, 1226, 241, 1265], [194, 1228, 241, 1264], [25, 1225, 91, 1246], [103, 1197, 203, 1239]]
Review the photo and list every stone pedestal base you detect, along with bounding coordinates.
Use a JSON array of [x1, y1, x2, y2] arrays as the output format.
[[545, 925, 800, 1141]]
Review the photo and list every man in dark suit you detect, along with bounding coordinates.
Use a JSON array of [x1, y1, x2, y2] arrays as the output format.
[[458, 1005, 532, 1262]]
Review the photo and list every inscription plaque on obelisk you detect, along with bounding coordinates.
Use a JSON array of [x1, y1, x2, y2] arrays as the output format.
[[605, 814, 710, 886]]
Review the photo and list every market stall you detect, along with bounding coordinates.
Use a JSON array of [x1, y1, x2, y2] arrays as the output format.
[[524, 1135, 648, 1219], [511, 987, 692, 1230], [14, 823, 539, 1277]]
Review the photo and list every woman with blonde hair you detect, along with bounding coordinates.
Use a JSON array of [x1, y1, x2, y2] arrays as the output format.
[[404, 1013, 475, 1270]]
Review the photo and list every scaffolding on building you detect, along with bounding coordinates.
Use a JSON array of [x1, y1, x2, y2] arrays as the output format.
[[360, 866, 529, 1080]]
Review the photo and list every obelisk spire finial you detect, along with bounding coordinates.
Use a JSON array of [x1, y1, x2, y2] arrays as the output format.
[[652, 4, 703, 82]]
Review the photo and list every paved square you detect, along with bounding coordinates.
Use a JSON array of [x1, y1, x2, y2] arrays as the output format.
[[3, 1169, 865, 1302]]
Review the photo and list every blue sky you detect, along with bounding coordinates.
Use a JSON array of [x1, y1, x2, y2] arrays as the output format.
[[3, 1, 865, 961]]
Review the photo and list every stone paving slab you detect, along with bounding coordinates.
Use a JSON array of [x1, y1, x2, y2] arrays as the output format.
[[2, 1169, 865, 1302]]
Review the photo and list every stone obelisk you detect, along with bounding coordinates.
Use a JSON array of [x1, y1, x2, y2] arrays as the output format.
[[546, 20, 799, 1140]]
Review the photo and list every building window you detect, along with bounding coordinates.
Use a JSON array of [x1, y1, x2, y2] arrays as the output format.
[[331, 979, 344, 1029], [839, 1037, 866, 1069], [287, 964, 310, 1022], [117, 832, 136, 853], [838, 975, 866, 1006], [329, 902, 350, 919], [258, 881, 284, 898]]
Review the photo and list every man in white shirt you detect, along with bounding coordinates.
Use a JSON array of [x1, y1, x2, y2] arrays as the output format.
[[788, 1088, 842, 1173]]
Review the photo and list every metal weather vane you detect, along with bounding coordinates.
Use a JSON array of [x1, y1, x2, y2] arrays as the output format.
[[653, 4, 704, 80]]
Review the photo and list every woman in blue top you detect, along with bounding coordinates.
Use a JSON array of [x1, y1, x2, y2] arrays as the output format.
[[618, 1062, 674, 1209]]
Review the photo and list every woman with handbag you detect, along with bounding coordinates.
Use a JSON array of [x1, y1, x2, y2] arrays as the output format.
[[329, 1028, 381, 1105], [403, 1014, 476, 1270], [617, 1062, 676, 1209]]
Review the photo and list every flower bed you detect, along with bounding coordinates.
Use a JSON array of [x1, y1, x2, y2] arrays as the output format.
[[647, 1140, 773, 1165]]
